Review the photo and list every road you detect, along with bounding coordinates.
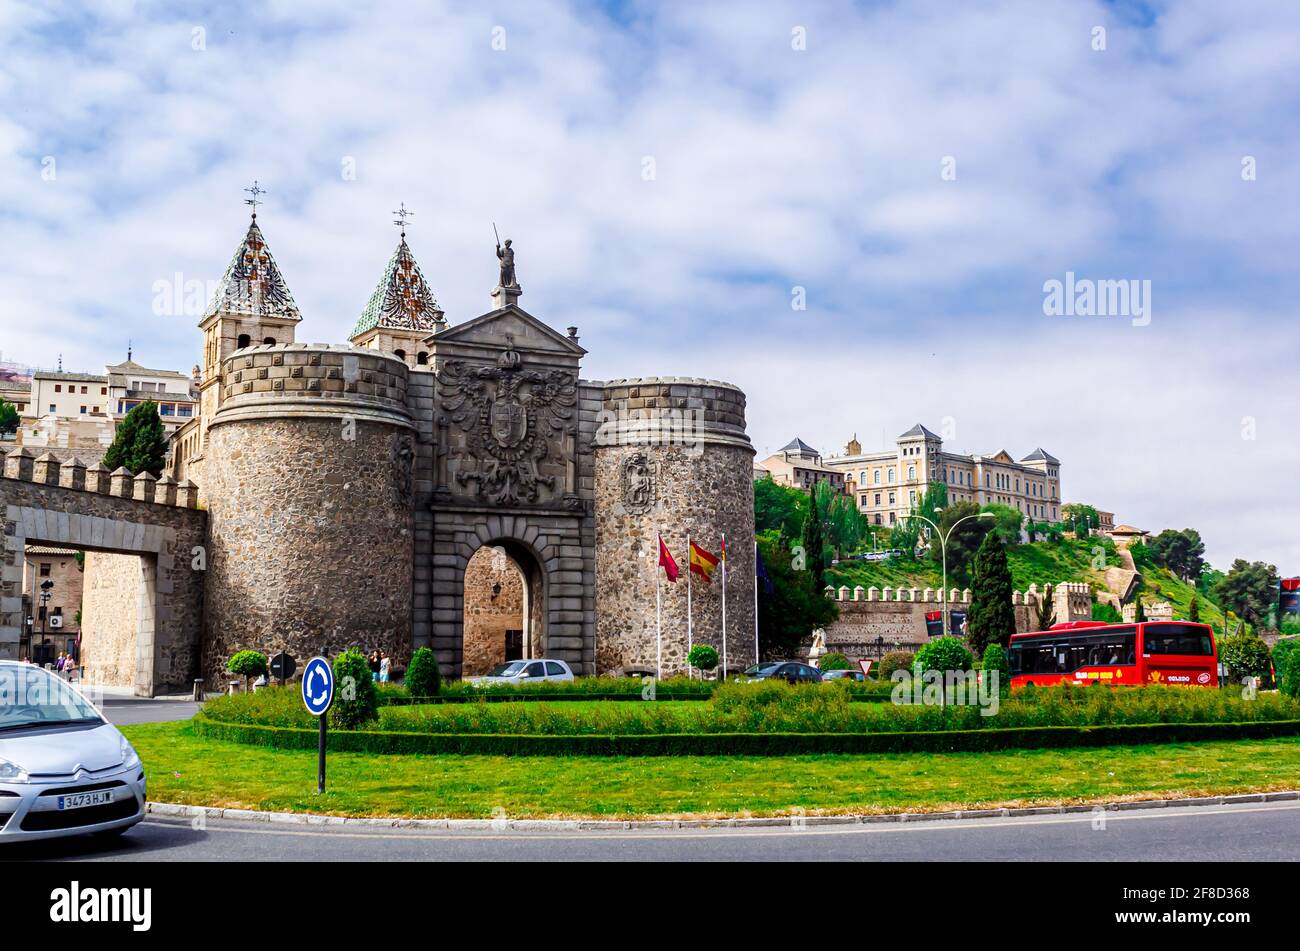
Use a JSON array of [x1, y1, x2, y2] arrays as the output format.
[[99, 697, 201, 726], [13, 799, 1300, 862]]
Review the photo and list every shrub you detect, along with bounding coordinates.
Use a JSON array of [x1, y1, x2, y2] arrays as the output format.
[[819, 652, 851, 671], [1280, 652, 1300, 700], [226, 650, 268, 692], [1219, 635, 1273, 688], [331, 648, 380, 729], [405, 647, 442, 698], [1272, 637, 1300, 690], [980, 643, 1009, 690], [914, 636, 974, 676], [1091, 601, 1123, 624], [879, 651, 915, 679], [687, 644, 719, 671]]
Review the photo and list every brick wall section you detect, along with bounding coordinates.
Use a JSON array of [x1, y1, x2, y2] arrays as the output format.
[[0, 447, 206, 695]]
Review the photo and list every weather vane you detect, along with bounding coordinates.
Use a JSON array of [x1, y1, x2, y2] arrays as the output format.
[[392, 202, 414, 237], [244, 180, 266, 218]]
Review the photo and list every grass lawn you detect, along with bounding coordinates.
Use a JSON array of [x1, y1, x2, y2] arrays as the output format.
[[125, 721, 1300, 820]]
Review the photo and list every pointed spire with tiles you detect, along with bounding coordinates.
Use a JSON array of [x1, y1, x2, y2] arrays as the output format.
[[350, 233, 445, 366], [202, 217, 302, 324]]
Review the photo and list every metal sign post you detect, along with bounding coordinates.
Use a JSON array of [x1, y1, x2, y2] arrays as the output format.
[[300, 657, 334, 794]]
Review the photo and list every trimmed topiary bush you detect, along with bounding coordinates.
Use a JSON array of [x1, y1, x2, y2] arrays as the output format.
[[818, 651, 852, 671], [1219, 635, 1274, 688], [331, 648, 380, 729], [687, 644, 719, 672], [980, 643, 1009, 690], [879, 650, 915, 680], [405, 647, 442, 698], [226, 650, 268, 692], [914, 636, 974, 676]]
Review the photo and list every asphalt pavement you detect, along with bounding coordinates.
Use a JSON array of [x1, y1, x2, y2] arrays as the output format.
[[12, 799, 1300, 862]]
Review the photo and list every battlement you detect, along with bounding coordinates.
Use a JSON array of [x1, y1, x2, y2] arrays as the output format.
[[596, 377, 750, 450], [0, 447, 199, 509], [823, 579, 1092, 608], [213, 342, 413, 429]]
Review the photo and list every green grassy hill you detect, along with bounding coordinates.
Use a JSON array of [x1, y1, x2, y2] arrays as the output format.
[[827, 538, 1233, 630]]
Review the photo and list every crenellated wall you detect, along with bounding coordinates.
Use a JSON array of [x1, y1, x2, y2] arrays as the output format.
[[819, 581, 1093, 657]]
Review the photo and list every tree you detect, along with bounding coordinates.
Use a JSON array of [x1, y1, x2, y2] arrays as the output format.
[[1091, 601, 1123, 623], [1215, 559, 1280, 628], [1149, 528, 1206, 582], [687, 643, 719, 672], [754, 478, 807, 540], [819, 480, 865, 560], [967, 531, 1016, 655], [914, 636, 974, 675], [1188, 594, 1200, 623], [801, 486, 828, 594], [0, 398, 17, 434], [226, 650, 267, 693], [980, 503, 1025, 547], [103, 401, 167, 476], [1062, 503, 1100, 539], [756, 532, 839, 661], [929, 500, 992, 582], [331, 648, 380, 729], [1218, 635, 1273, 687], [818, 651, 851, 671], [1134, 598, 1147, 622], [1035, 589, 1056, 631]]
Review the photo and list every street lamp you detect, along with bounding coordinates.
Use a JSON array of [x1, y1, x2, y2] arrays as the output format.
[[38, 579, 53, 665], [902, 511, 996, 639]]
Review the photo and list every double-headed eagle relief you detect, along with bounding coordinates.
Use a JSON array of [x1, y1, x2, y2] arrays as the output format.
[[437, 337, 578, 505]]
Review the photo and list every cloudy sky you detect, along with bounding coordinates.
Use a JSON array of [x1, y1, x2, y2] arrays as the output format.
[[1, 0, 1297, 572]]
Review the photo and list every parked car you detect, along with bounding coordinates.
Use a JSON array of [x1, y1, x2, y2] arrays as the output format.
[[466, 659, 575, 685], [742, 662, 824, 684], [820, 669, 867, 683], [0, 661, 146, 844]]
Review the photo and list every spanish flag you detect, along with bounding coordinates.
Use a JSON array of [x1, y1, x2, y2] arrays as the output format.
[[658, 533, 679, 582], [689, 540, 720, 583]]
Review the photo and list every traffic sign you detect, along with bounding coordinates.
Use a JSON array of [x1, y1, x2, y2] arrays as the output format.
[[301, 656, 334, 716], [270, 652, 296, 685]]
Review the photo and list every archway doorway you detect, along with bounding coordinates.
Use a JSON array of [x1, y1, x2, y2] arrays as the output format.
[[461, 541, 545, 676]]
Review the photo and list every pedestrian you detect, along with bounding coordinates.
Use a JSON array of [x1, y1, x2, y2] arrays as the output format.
[[56, 652, 66, 672], [369, 649, 381, 683], [64, 655, 78, 682], [379, 651, 390, 684]]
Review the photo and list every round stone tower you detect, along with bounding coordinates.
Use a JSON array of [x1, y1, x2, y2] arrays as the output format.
[[201, 343, 415, 685], [593, 377, 755, 676]]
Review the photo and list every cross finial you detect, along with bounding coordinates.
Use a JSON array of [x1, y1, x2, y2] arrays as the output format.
[[244, 180, 266, 218], [392, 202, 414, 238]]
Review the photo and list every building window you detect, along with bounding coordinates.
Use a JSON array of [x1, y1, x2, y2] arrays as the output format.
[[888, 492, 895, 505], [237, 334, 251, 349], [874, 513, 882, 525], [873, 469, 881, 484], [48, 404, 56, 413], [874, 493, 881, 505], [79, 406, 86, 414], [394, 349, 406, 360], [179, 405, 193, 417], [101, 387, 107, 395], [908, 465, 915, 481], [39, 563, 51, 577], [889, 512, 896, 524], [887, 467, 895, 483], [909, 490, 916, 504]]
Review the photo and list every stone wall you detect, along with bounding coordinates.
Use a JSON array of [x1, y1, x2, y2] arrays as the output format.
[[594, 378, 756, 676], [201, 344, 415, 688], [461, 545, 525, 676], [80, 552, 142, 687], [820, 581, 1093, 658], [0, 447, 206, 695]]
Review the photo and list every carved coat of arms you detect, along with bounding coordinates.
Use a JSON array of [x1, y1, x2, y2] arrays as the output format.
[[436, 340, 577, 505], [622, 452, 656, 513]]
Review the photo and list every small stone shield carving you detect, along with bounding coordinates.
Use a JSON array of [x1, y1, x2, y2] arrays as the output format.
[[622, 452, 655, 513]]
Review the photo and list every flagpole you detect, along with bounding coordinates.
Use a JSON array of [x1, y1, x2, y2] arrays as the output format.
[[687, 534, 693, 680], [721, 533, 728, 679], [753, 538, 760, 666], [655, 534, 663, 680]]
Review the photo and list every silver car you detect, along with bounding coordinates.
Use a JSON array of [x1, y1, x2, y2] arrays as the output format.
[[466, 658, 575, 686], [0, 661, 146, 843]]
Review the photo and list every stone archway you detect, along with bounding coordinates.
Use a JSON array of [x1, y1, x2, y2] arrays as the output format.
[[461, 540, 546, 676]]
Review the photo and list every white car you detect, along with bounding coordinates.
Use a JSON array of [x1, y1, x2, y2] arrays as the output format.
[[0, 662, 147, 843], [466, 659, 575, 686]]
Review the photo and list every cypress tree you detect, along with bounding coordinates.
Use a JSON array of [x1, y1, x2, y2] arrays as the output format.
[[103, 401, 168, 476], [802, 485, 826, 595], [968, 530, 1015, 655], [1188, 595, 1200, 623], [1135, 598, 1147, 622]]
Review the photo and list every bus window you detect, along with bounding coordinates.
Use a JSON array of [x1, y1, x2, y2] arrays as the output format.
[[1143, 624, 1213, 655]]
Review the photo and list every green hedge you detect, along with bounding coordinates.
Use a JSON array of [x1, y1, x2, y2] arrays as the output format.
[[192, 715, 1300, 757]]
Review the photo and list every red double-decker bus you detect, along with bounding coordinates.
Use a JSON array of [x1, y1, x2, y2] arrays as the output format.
[[1007, 620, 1218, 689]]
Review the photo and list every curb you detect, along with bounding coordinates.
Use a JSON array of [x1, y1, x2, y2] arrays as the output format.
[[145, 789, 1300, 832]]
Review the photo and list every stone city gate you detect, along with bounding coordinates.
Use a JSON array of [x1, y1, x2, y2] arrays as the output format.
[[0, 448, 206, 696]]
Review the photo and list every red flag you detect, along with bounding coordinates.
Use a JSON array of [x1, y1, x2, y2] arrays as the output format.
[[658, 534, 679, 582]]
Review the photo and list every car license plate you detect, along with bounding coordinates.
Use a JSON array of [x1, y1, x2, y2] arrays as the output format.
[[57, 790, 114, 810]]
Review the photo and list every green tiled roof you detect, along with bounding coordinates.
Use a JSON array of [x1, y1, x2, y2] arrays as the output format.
[[351, 237, 443, 339], [203, 218, 301, 323]]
